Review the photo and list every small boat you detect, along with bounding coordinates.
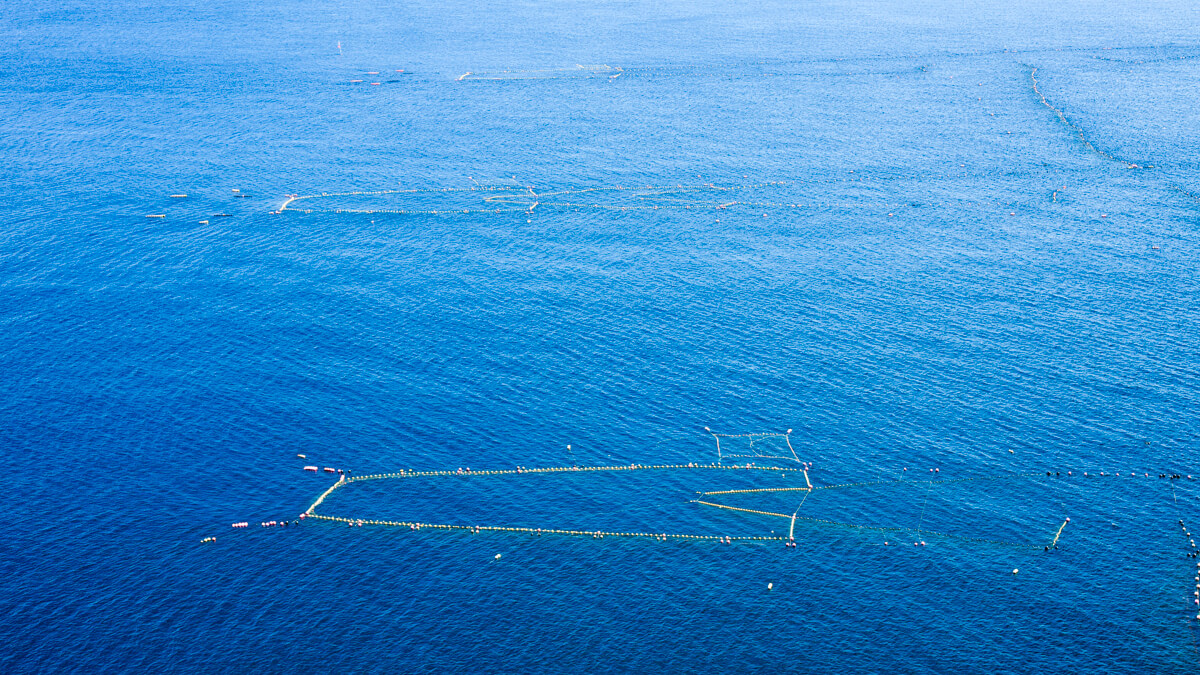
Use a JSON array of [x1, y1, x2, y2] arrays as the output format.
[[170, 194, 187, 198], [211, 214, 232, 218], [304, 466, 318, 472], [146, 214, 165, 218]]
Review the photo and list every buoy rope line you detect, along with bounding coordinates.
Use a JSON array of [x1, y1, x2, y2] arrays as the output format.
[[1169, 481, 1200, 647], [1169, 184, 1200, 206], [1089, 52, 1200, 65], [276, 181, 916, 216], [340, 462, 798, 490], [300, 463, 802, 544], [221, 434, 1199, 554], [456, 65, 928, 82], [297, 465, 1196, 549], [273, 172, 1088, 217], [447, 46, 1200, 82], [1049, 519, 1069, 548], [211, 463, 1198, 553], [1028, 65, 1149, 169], [701, 486, 812, 496], [303, 513, 789, 543], [810, 472, 1047, 491]]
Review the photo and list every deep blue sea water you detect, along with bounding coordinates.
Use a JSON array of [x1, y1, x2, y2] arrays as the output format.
[[3, 1, 1200, 671]]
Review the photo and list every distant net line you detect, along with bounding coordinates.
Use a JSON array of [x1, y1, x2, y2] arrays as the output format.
[[276, 165, 1119, 217], [297, 459, 1185, 551], [296, 462, 1083, 550], [455, 62, 927, 82], [303, 463, 804, 543], [1027, 65, 1150, 168], [448, 46, 1200, 82], [276, 181, 916, 216], [224, 425, 1198, 561]]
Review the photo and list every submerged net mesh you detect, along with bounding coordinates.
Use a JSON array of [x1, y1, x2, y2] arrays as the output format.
[[705, 428, 802, 466]]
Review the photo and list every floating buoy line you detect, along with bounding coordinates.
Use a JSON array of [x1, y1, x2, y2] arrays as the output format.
[[275, 181, 863, 217], [1027, 65, 1147, 167], [207, 431, 1200, 628], [216, 463, 1199, 554], [328, 46, 1200, 86], [445, 46, 1200, 82], [213, 450, 1197, 553], [273, 173, 1079, 218], [301, 463, 808, 544]]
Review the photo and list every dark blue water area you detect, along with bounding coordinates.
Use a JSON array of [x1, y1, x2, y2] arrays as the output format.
[[4, 0, 1200, 671]]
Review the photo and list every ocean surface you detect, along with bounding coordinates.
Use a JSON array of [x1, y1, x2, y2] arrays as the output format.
[[3, 1, 1200, 671]]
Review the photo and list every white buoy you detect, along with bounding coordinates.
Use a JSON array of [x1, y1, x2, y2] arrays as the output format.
[[767, 582, 773, 590], [1012, 568, 1019, 575]]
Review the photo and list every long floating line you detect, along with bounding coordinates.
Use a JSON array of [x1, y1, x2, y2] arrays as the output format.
[[1050, 519, 1069, 548], [701, 486, 812, 496], [273, 176, 1008, 217], [813, 472, 1047, 491], [304, 475, 347, 515], [695, 498, 1047, 549], [305, 513, 787, 543], [304, 463, 807, 544], [349, 462, 798, 484], [450, 48, 1200, 82], [694, 500, 792, 520], [298, 457, 1195, 549], [303, 463, 1052, 549], [1028, 65, 1147, 168]]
